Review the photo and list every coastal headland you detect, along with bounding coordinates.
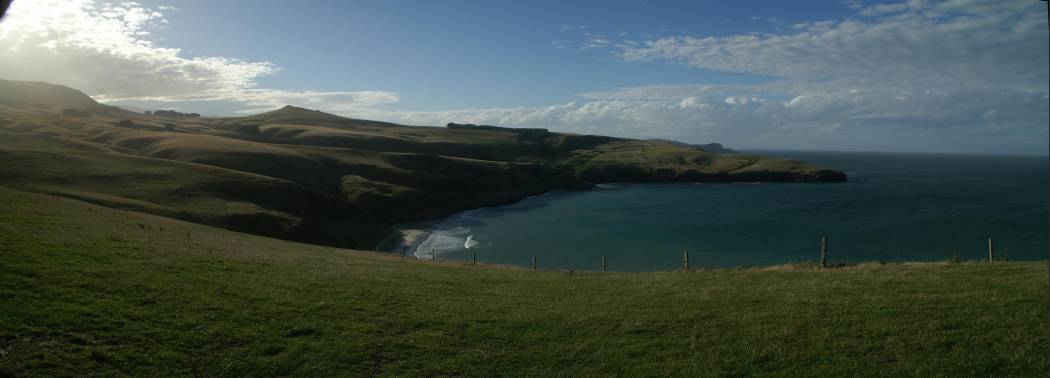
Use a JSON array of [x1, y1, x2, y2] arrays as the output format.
[[0, 79, 845, 250]]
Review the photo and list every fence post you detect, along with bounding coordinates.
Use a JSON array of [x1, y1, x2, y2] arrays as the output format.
[[683, 250, 689, 272], [401, 247, 406, 258], [987, 238, 993, 263], [432, 247, 436, 262], [601, 256, 607, 273], [532, 256, 537, 270], [473, 249, 477, 265], [820, 236, 828, 269]]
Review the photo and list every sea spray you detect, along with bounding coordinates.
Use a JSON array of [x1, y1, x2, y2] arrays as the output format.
[[464, 235, 479, 249], [414, 226, 471, 259]]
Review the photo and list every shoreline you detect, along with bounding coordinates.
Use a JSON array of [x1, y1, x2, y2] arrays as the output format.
[[378, 179, 849, 256], [379, 179, 801, 252], [372, 172, 850, 250], [379, 187, 589, 255]]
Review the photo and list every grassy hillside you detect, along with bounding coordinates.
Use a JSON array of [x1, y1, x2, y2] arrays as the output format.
[[0, 79, 846, 249], [0, 187, 1045, 375]]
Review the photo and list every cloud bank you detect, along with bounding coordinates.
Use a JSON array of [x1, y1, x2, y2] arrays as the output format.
[[379, 0, 1048, 153], [0, 0, 397, 111], [1, 0, 1046, 154]]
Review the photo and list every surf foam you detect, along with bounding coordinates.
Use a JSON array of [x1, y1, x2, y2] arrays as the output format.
[[414, 226, 472, 259]]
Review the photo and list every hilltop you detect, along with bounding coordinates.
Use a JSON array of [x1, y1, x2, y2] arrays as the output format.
[[0, 79, 845, 249], [0, 80, 136, 118]]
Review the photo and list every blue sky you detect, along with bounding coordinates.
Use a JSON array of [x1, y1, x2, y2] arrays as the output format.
[[143, 0, 841, 109], [1, 0, 1047, 154]]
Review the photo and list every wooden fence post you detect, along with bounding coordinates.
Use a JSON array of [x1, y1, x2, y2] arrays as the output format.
[[601, 256, 607, 273], [431, 247, 436, 262], [820, 236, 828, 269], [473, 249, 477, 265], [987, 238, 993, 263], [401, 247, 406, 258], [532, 256, 537, 270], [683, 250, 689, 272]]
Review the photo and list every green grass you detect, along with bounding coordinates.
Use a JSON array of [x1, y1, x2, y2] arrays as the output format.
[[1, 186, 1046, 376]]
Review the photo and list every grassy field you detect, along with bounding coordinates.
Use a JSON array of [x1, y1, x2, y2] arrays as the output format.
[[1, 186, 1046, 376]]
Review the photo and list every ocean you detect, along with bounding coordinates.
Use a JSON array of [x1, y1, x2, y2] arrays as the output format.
[[406, 151, 1048, 271]]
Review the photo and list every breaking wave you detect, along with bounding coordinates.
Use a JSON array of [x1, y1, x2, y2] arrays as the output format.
[[414, 226, 472, 259]]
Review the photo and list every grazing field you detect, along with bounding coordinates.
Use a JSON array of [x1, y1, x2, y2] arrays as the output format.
[[1, 187, 1045, 376]]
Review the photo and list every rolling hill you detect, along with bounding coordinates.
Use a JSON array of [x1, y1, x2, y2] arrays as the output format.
[[0, 79, 846, 249]]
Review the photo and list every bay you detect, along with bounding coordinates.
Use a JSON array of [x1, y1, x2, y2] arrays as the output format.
[[411, 151, 1048, 271]]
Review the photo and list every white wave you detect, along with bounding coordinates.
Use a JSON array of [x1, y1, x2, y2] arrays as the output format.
[[414, 226, 471, 259], [464, 235, 479, 249]]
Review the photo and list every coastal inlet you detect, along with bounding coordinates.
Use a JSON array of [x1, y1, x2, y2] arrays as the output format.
[[387, 151, 1047, 271]]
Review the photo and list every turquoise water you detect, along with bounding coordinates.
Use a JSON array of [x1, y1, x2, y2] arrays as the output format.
[[412, 151, 1048, 271]]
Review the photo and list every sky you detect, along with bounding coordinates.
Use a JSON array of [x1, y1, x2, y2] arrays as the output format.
[[0, 0, 1047, 155]]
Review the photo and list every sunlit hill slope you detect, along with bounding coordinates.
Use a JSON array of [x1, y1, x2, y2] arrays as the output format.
[[0, 79, 846, 248]]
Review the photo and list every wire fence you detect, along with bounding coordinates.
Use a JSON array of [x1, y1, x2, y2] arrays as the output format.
[[393, 236, 1011, 272]]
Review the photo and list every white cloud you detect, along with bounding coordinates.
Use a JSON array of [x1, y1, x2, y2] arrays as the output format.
[[858, 2, 910, 16], [543, 0, 1046, 151], [234, 89, 399, 114], [528, 0, 1048, 153], [619, 2, 1047, 94], [0, 0, 1045, 154], [362, 80, 1047, 154], [0, 0, 396, 111]]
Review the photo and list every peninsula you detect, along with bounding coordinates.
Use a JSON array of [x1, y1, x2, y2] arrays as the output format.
[[0, 79, 845, 249]]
